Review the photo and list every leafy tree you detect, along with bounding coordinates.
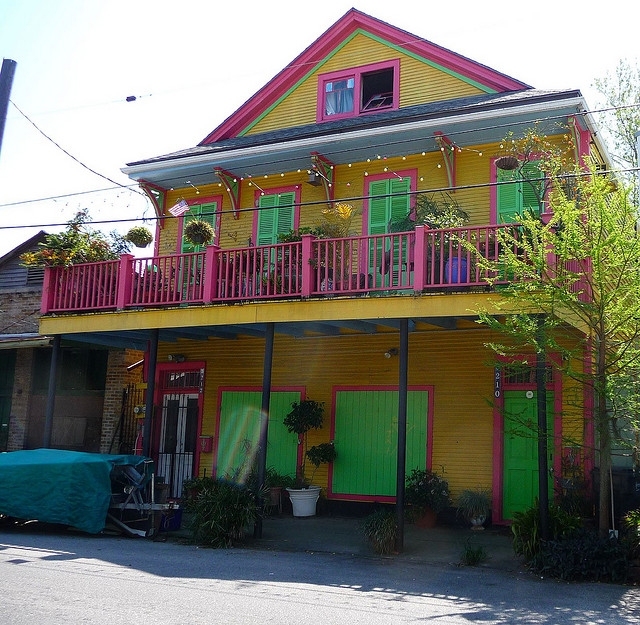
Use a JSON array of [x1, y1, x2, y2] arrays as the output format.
[[592, 59, 640, 183], [471, 129, 640, 535], [21, 208, 130, 267]]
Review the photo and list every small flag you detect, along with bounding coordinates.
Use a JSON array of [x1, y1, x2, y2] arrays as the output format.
[[168, 199, 190, 217]]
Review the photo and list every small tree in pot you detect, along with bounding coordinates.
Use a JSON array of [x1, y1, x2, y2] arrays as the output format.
[[283, 399, 335, 517]]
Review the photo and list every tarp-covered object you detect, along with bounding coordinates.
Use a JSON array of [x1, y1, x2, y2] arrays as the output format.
[[0, 449, 150, 534]]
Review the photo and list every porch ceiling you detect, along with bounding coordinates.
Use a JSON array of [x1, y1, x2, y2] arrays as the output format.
[[122, 91, 591, 191], [60, 315, 483, 350]]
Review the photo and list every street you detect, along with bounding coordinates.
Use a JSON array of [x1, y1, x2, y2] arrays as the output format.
[[1, 527, 638, 624]]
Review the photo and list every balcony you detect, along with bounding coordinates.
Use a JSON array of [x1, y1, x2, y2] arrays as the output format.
[[41, 224, 525, 314]]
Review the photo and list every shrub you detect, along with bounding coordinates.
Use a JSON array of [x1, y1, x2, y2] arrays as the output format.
[[511, 499, 582, 562], [360, 509, 398, 555], [405, 468, 451, 515], [182, 477, 261, 548], [530, 530, 630, 582], [460, 538, 489, 566]]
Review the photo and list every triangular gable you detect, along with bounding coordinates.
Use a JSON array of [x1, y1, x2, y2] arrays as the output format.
[[201, 8, 530, 145]]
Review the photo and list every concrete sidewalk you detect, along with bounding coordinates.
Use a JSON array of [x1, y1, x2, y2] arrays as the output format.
[[167, 514, 522, 571]]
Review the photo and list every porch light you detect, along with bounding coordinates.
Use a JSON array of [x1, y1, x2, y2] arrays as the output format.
[[307, 171, 323, 186], [168, 354, 186, 363], [384, 348, 399, 359]]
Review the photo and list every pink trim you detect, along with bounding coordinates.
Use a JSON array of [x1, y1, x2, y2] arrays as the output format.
[[251, 185, 301, 243], [363, 169, 417, 232], [316, 59, 400, 123], [327, 384, 433, 501], [201, 9, 529, 143]]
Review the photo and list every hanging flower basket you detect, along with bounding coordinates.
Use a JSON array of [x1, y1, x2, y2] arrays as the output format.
[[494, 155, 520, 171], [124, 226, 153, 248], [184, 220, 215, 246]]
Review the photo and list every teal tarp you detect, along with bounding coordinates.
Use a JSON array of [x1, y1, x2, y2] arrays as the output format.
[[0, 449, 150, 534]]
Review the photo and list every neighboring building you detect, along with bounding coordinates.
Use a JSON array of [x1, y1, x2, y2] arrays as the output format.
[[0, 232, 141, 454], [38, 10, 609, 521]]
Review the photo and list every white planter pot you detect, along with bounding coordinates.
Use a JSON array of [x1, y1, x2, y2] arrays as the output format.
[[286, 486, 321, 517]]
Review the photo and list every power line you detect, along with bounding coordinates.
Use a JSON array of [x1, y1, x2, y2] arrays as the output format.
[[1, 100, 637, 215], [1, 166, 636, 234], [9, 99, 146, 196]]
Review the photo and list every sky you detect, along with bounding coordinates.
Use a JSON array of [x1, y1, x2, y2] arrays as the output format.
[[0, 0, 637, 257]]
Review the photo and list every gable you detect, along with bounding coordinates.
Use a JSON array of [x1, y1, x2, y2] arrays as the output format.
[[201, 9, 529, 144]]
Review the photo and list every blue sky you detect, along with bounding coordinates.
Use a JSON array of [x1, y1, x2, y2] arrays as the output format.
[[0, 0, 637, 256]]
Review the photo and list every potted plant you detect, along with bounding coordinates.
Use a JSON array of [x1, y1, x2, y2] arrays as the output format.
[[360, 508, 397, 554], [404, 468, 451, 528], [124, 226, 153, 248], [457, 487, 492, 530], [184, 219, 215, 246], [390, 193, 470, 284], [283, 399, 335, 517]]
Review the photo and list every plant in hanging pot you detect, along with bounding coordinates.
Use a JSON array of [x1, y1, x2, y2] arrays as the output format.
[[184, 219, 215, 246], [124, 226, 154, 248], [457, 487, 492, 530], [283, 399, 335, 517]]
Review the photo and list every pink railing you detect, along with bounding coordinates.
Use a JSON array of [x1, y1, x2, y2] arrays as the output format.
[[41, 224, 575, 313]]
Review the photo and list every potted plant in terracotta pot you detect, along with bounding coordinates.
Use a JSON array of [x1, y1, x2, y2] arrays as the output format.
[[283, 399, 336, 517], [125, 226, 153, 248], [184, 219, 215, 246], [404, 468, 451, 528]]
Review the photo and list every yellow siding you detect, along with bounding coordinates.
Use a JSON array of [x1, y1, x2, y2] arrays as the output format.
[[156, 329, 498, 495], [247, 33, 485, 135]]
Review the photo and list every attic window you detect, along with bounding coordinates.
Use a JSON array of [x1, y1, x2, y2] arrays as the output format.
[[317, 59, 399, 122]]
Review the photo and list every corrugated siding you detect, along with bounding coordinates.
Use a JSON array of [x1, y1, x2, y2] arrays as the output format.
[[247, 33, 485, 135], [158, 328, 498, 496]]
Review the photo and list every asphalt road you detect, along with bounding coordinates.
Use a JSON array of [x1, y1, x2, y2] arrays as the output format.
[[1, 528, 639, 624]]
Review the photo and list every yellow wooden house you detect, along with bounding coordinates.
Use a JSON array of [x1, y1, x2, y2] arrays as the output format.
[[39, 9, 608, 524]]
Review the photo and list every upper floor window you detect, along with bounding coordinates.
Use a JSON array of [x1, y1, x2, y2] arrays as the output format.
[[317, 60, 399, 122]]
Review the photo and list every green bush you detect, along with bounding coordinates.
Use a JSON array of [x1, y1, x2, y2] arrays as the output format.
[[182, 477, 261, 548], [460, 538, 489, 566], [511, 499, 582, 562], [360, 509, 398, 555], [530, 530, 630, 582]]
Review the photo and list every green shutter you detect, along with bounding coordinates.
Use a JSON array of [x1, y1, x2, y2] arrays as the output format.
[[520, 162, 542, 217], [496, 168, 521, 223], [257, 192, 296, 246], [368, 180, 392, 235]]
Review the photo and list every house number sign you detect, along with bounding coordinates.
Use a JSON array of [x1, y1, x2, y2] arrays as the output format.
[[494, 368, 501, 398]]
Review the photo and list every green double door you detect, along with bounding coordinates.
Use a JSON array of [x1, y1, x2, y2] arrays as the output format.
[[502, 390, 554, 519], [331, 389, 429, 498], [216, 390, 300, 482]]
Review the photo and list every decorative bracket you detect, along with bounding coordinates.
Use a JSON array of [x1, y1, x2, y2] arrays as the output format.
[[434, 132, 456, 190], [310, 152, 335, 207], [139, 181, 166, 225], [214, 167, 242, 219]]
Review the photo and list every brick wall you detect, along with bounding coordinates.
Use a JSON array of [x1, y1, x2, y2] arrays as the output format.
[[7, 348, 33, 450], [0, 288, 41, 334]]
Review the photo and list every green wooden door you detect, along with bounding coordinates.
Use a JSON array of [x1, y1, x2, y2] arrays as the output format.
[[502, 390, 554, 519], [217, 390, 300, 482], [332, 389, 429, 497], [0, 350, 16, 451]]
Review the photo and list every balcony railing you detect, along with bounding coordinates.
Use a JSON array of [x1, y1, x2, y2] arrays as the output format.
[[41, 224, 534, 314]]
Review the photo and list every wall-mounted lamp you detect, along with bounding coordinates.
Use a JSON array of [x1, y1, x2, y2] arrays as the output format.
[[384, 347, 399, 359], [307, 171, 323, 186], [168, 354, 186, 363]]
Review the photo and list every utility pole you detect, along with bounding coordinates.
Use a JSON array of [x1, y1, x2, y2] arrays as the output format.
[[0, 59, 17, 159]]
